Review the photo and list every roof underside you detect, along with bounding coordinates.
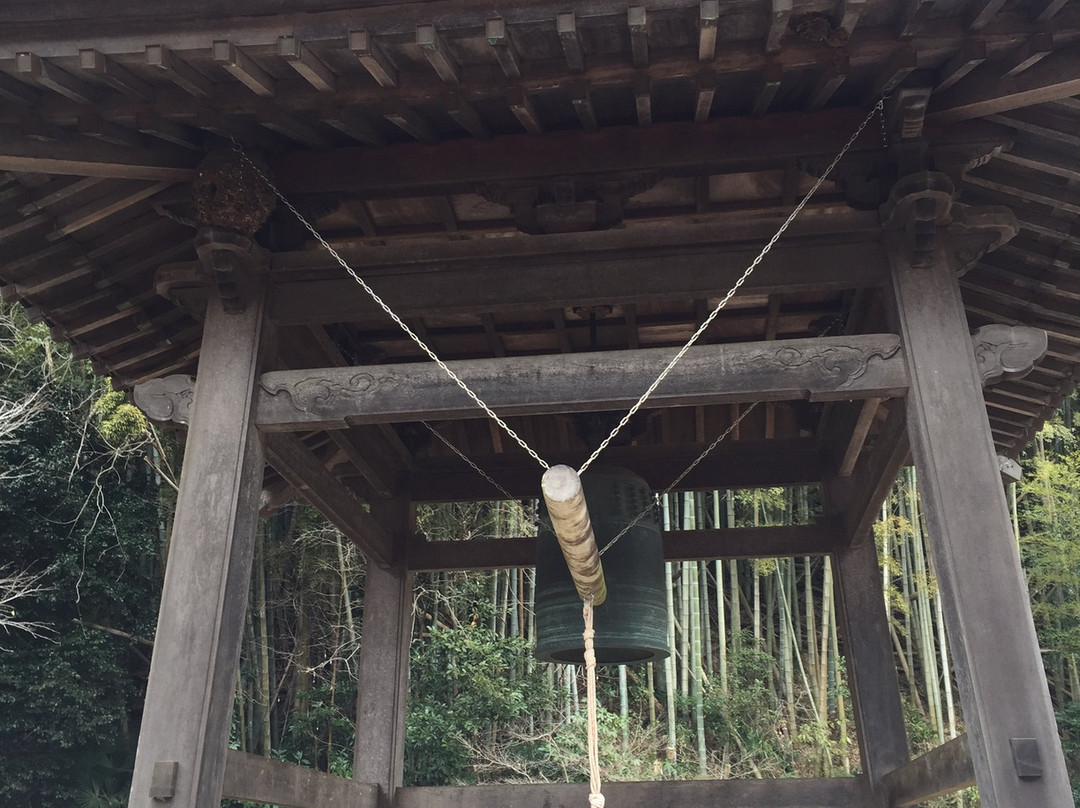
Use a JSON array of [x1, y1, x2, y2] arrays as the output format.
[[0, 0, 1078, 508]]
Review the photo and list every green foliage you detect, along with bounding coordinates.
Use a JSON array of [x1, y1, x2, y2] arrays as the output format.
[[91, 390, 149, 450]]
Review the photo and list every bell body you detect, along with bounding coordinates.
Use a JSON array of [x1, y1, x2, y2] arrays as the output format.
[[534, 465, 669, 665]]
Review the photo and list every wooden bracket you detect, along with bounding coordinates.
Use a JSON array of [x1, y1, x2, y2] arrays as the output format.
[[194, 227, 270, 314], [133, 374, 195, 425], [972, 324, 1047, 385]]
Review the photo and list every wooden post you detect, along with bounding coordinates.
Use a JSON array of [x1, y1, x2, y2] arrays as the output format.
[[832, 538, 910, 805], [128, 278, 270, 808], [354, 501, 414, 806], [884, 178, 1072, 806]]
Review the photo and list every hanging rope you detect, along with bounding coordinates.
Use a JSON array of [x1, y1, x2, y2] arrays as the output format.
[[575, 99, 885, 476], [583, 595, 605, 808]]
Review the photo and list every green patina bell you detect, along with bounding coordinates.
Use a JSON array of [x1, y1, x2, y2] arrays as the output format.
[[534, 465, 669, 665]]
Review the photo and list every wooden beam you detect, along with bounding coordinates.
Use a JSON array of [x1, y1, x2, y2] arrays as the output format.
[[222, 751, 378, 808], [213, 40, 275, 97], [869, 43, 918, 100], [840, 0, 869, 33], [507, 86, 542, 133], [146, 44, 214, 98], [396, 778, 870, 808], [694, 67, 715, 122], [898, 0, 935, 38], [628, 6, 648, 68], [257, 103, 334, 149], [263, 432, 394, 566], [408, 435, 828, 502], [884, 735, 976, 807], [1032, 0, 1071, 23], [0, 131, 196, 180], [15, 51, 97, 103], [319, 106, 385, 147], [751, 61, 783, 117], [633, 72, 652, 126], [257, 334, 906, 431], [409, 520, 843, 571], [935, 39, 986, 92], [417, 24, 460, 83], [1000, 32, 1054, 78], [571, 83, 598, 131], [382, 100, 439, 144], [0, 71, 39, 105], [258, 228, 886, 325], [78, 112, 143, 148], [968, 0, 1007, 29], [927, 43, 1080, 123], [698, 0, 719, 62], [446, 92, 490, 139], [279, 35, 337, 93], [838, 397, 883, 477], [766, 0, 793, 54], [485, 18, 520, 79], [558, 11, 585, 72], [53, 179, 173, 236], [807, 56, 848, 110], [78, 48, 153, 100], [135, 110, 204, 151], [349, 29, 398, 87]]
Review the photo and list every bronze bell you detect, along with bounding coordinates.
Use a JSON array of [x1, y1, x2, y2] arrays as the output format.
[[534, 465, 669, 665]]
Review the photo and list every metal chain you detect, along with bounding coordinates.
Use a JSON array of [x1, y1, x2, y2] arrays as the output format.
[[231, 142, 550, 470], [598, 401, 759, 556], [421, 420, 519, 501], [576, 99, 886, 476]]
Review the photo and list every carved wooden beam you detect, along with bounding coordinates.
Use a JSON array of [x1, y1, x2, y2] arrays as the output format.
[[133, 373, 195, 425], [255, 334, 908, 432], [972, 324, 1048, 385]]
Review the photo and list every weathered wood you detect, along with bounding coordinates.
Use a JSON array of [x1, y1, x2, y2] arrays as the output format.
[[145, 44, 214, 98], [213, 40, 275, 97], [349, 29, 398, 87], [887, 209, 1073, 805], [127, 280, 270, 808], [838, 397, 883, 477], [222, 750, 378, 808], [0, 132, 196, 180], [263, 432, 394, 567], [485, 18, 520, 79], [698, 0, 718, 62], [257, 334, 907, 431], [355, 560, 413, 807], [395, 777, 871, 808], [407, 439, 828, 502], [936, 39, 986, 92], [409, 521, 844, 571], [928, 44, 1080, 123], [884, 735, 976, 807], [280, 35, 337, 92], [417, 24, 460, 83], [834, 539, 910, 801]]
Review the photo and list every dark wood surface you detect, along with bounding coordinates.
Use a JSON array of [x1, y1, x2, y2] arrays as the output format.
[[883, 735, 976, 807]]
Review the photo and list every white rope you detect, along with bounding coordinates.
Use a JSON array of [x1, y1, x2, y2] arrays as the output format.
[[598, 401, 759, 557], [232, 144, 550, 470], [575, 99, 885, 476], [583, 596, 605, 808]]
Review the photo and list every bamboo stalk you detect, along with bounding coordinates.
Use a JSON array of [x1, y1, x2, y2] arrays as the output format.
[[541, 465, 606, 605]]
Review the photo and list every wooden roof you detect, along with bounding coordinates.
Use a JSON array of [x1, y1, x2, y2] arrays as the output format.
[[1, 0, 1078, 512]]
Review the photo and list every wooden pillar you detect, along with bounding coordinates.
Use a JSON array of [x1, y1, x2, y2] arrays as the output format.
[[832, 538, 910, 804], [128, 278, 270, 808], [884, 177, 1072, 806], [354, 502, 414, 805]]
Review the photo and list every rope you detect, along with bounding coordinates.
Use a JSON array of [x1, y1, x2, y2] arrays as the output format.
[[231, 143, 549, 471], [583, 596, 605, 808], [598, 401, 759, 557], [575, 99, 885, 476]]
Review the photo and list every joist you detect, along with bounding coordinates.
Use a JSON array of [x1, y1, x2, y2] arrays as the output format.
[[0, 133, 196, 180], [417, 24, 460, 84], [279, 35, 336, 92], [349, 29, 398, 87], [16, 52, 97, 104], [78, 49, 154, 100], [485, 18, 521, 79], [213, 40, 275, 97], [146, 44, 214, 98]]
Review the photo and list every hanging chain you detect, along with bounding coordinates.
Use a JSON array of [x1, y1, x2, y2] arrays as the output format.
[[598, 401, 759, 556], [576, 99, 885, 476], [421, 420, 519, 502], [231, 142, 550, 470]]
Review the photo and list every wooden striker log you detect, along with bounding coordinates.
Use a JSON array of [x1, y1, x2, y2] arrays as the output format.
[[541, 464, 607, 606]]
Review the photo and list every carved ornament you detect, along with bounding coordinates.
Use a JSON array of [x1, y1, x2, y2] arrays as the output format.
[[194, 227, 270, 314], [972, 324, 1047, 386], [765, 336, 903, 389], [261, 372, 377, 414], [133, 375, 196, 425]]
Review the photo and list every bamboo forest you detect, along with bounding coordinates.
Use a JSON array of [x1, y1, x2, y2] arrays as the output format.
[[3, 303, 1080, 807]]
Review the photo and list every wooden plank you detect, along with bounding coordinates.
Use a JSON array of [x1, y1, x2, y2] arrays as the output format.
[[838, 396, 883, 477], [0, 131, 196, 180], [395, 777, 870, 808], [408, 439, 827, 502], [1000, 32, 1054, 78], [127, 282, 268, 808], [355, 560, 413, 805], [409, 521, 843, 571], [261, 233, 886, 326], [263, 432, 394, 567], [887, 225, 1073, 805], [257, 334, 907, 431], [927, 44, 1080, 123], [271, 108, 896, 196], [833, 540, 911, 799], [936, 39, 986, 92], [53, 180, 173, 235], [222, 750, 378, 808], [883, 735, 975, 807]]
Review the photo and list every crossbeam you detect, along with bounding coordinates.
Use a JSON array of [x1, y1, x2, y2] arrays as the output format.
[[408, 519, 844, 571], [883, 735, 975, 807], [222, 750, 377, 808], [256, 334, 908, 431]]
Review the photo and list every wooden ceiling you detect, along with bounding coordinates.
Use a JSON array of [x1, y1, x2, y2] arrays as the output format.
[[0, 0, 1078, 512]]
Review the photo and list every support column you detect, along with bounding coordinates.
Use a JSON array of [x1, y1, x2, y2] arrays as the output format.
[[354, 502, 414, 805], [832, 538, 910, 805], [129, 277, 270, 807], [884, 175, 1072, 806]]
